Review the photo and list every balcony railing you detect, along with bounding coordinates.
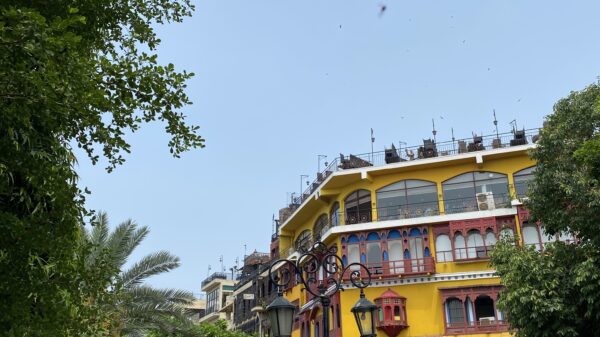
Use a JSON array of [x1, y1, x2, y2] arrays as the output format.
[[201, 272, 239, 288], [346, 257, 435, 279], [376, 201, 440, 221], [446, 319, 508, 335], [291, 129, 539, 207], [437, 245, 494, 262], [443, 193, 511, 215]]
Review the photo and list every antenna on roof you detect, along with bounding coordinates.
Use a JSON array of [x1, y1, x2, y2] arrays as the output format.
[[219, 255, 225, 272], [432, 119, 437, 143], [207, 264, 211, 277], [493, 109, 500, 140], [451, 128, 456, 153], [510, 120, 517, 133]]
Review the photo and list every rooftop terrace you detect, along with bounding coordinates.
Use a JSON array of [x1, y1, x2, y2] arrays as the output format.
[[289, 128, 540, 209]]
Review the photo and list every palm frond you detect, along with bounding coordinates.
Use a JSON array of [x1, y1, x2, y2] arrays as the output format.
[[90, 211, 110, 246], [119, 251, 180, 288], [107, 219, 138, 269]]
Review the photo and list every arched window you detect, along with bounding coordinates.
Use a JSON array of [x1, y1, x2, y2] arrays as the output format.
[[408, 228, 424, 272], [466, 229, 485, 258], [345, 190, 372, 224], [347, 234, 360, 270], [445, 298, 465, 325], [435, 234, 453, 262], [442, 172, 509, 214], [499, 228, 514, 239], [522, 224, 541, 251], [376, 180, 439, 220], [514, 166, 536, 198], [388, 230, 404, 274], [295, 230, 312, 253], [474, 295, 496, 321], [485, 229, 497, 244], [454, 233, 467, 260], [366, 232, 382, 273], [330, 202, 340, 227], [313, 214, 328, 242]]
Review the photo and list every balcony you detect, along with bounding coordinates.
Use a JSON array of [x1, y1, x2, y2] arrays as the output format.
[[445, 320, 508, 335], [201, 272, 238, 288], [437, 245, 494, 263], [348, 257, 435, 279], [291, 129, 539, 207]]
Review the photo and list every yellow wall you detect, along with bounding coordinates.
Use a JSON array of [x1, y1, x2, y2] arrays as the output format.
[[281, 149, 533, 336], [281, 151, 534, 255]]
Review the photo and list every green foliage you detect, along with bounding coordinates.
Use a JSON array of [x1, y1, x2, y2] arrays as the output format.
[[490, 83, 600, 337], [84, 212, 195, 337], [148, 320, 257, 337], [0, 0, 201, 335]]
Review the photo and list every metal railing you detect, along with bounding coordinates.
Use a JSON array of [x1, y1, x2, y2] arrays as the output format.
[[446, 319, 508, 334], [201, 272, 239, 288], [376, 201, 440, 221], [349, 257, 435, 278], [291, 129, 539, 207], [437, 245, 494, 262], [443, 193, 512, 214]]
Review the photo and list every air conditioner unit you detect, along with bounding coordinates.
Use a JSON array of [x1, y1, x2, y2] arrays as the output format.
[[479, 317, 496, 325], [476, 192, 495, 211]]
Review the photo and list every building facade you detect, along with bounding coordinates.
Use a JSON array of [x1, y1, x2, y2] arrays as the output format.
[[199, 272, 238, 327], [276, 130, 569, 337]]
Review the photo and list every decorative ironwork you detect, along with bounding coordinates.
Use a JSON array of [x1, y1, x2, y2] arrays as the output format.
[[268, 241, 373, 337]]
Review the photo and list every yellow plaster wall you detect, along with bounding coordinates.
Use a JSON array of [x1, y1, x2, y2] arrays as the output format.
[[280, 152, 534, 255], [339, 278, 507, 337]]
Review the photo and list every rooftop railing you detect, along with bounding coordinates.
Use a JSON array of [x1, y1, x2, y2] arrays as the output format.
[[291, 129, 540, 207], [201, 271, 239, 288]]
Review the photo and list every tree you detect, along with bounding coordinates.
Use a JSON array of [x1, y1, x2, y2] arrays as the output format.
[[84, 212, 195, 337], [148, 320, 257, 337], [0, 1, 202, 335], [491, 83, 600, 337]]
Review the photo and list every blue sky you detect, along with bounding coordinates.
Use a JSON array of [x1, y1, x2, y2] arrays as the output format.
[[76, 0, 600, 296]]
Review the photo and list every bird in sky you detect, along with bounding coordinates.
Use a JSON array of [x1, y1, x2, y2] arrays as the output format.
[[379, 4, 387, 17]]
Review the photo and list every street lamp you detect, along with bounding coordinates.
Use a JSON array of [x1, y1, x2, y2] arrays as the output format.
[[351, 289, 378, 337], [266, 294, 296, 337], [265, 242, 374, 337]]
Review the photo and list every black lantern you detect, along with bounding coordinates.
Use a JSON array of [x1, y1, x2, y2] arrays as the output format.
[[351, 290, 378, 337], [266, 294, 296, 337]]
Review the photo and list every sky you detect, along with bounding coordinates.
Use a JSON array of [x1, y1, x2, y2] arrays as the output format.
[[75, 0, 600, 297]]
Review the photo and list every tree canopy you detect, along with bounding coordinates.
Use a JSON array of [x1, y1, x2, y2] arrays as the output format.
[[0, 1, 202, 335], [491, 83, 600, 337]]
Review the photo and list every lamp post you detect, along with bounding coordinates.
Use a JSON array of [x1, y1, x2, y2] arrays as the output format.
[[265, 242, 375, 337]]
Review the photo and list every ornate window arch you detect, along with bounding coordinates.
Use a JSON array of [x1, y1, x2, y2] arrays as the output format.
[[344, 189, 372, 224], [442, 171, 509, 214], [376, 179, 439, 220], [513, 166, 536, 198], [295, 230, 312, 253], [313, 214, 328, 242]]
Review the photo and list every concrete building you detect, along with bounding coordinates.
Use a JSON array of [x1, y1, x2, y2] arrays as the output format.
[[199, 271, 238, 326], [275, 129, 572, 337]]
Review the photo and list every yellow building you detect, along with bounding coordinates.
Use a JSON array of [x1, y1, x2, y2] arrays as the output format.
[[276, 130, 564, 337]]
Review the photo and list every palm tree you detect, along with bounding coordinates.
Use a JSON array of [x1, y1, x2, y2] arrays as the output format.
[[84, 212, 195, 337]]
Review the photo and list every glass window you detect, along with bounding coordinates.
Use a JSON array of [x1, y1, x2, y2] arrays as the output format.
[[330, 202, 340, 227], [466, 229, 485, 258], [522, 224, 541, 251], [348, 243, 360, 270], [474, 295, 496, 321], [485, 230, 497, 247], [408, 230, 424, 272], [345, 190, 372, 224], [295, 230, 312, 253], [446, 298, 465, 325], [454, 233, 467, 260], [442, 172, 509, 214], [376, 180, 438, 220], [388, 239, 404, 274], [514, 166, 535, 198], [313, 214, 328, 242], [499, 228, 514, 239], [435, 234, 453, 262]]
